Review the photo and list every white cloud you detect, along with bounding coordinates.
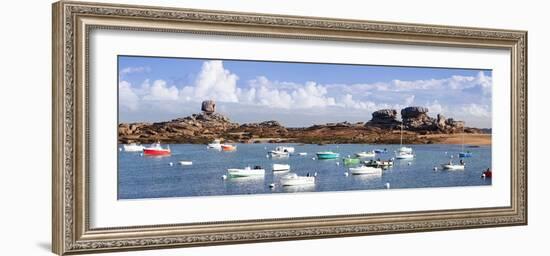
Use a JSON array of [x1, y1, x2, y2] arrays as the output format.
[[119, 66, 150, 77], [142, 80, 179, 101], [193, 60, 239, 102], [461, 103, 491, 117], [119, 80, 139, 111]]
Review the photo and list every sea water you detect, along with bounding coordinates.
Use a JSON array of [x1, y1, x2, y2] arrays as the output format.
[[118, 143, 491, 199]]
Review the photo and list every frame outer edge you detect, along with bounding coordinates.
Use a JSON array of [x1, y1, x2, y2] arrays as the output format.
[[54, 1, 528, 254], [52, 1, 65, 255]]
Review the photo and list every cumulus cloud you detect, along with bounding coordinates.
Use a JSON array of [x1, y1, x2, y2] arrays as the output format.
[[461, 103, 491, 117], [193, 60, 239, 102], [142, 79, 179, 101], [119, 80, 139, 111]]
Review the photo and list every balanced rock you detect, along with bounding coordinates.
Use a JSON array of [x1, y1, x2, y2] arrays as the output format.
[[366, 109, 400, 129], [401, 106, 436, 131], [201, 100, 216, 114]]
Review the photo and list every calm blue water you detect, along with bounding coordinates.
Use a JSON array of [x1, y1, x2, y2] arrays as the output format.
[[118, 144, 491, 199]]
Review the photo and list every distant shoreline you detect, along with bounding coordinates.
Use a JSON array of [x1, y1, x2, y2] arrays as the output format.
[[229, 133, 491, 146]]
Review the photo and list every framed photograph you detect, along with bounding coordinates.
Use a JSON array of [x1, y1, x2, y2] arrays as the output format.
[[52, 1, 527, 255]]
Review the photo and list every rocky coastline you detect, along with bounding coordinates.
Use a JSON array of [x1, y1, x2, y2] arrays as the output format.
[[119, 101, 490, 145]]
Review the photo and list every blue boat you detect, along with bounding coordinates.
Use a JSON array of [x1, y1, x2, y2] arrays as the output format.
[[316, 151, 340, 159], [459, 151, 473, 158], [374, 148, 388, 153]]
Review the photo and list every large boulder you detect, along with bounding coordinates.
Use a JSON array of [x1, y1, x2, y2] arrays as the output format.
[[201, 100, 216, 114], [401, 106, 436, 131], [366, 109, 400, 129], [401, 106, 429, 119]]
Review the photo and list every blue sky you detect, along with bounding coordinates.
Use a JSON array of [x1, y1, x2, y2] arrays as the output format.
[[118, 56, 492, 128]]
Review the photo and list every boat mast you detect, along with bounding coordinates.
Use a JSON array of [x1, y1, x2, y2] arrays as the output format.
[[400, 124, 403, 146], [461, 126, 465, 152]]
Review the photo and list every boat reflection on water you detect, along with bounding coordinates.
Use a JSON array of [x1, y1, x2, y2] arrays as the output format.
[[281, 183, 316, 193]]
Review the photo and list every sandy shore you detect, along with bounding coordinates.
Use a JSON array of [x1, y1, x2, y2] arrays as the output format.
[[419, 133, 491, 145]]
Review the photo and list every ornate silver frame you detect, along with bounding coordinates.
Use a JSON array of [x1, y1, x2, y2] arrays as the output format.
[[52, 1, 527, 255]]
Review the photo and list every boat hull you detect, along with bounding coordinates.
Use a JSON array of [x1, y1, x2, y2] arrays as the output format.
[[441, 164, 465, 170], [343, 158, 360, 165], [143, 149, 171, 156], [227, 168, 265, 177], [355, 152, 375, 158], [316, 152, 340, 159], [395, 153, 414, 159], [272, 164, 290, 172], [459, 152, 473, 158], [349, 166, 382, 175], [269, 151, 290, 157], [123, 144, 144, 152], [221, 145, 237, 151]]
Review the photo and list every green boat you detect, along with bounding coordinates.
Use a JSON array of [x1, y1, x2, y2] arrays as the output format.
[[343, 157, 360, 165], [316, 151, 340, 159]]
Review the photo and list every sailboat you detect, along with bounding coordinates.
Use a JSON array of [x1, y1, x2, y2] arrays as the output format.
[[458, 128, 473, 158], [396, 124, 414, 159]]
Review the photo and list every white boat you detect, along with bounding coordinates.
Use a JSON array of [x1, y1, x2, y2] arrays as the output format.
[[298, 152, 308, 156], [398, 124, 413, 153], [280, 173, 315, 186], [355, 151, 375, 158], [123, 143, 145, 152], [441, 161, 465, 170], [207, 139, 222, 149], [275, 146, 295, 153], [395, 151, 414, 159], [269, 149, 290, 157], [272, 164, 290, 172], [398, 146, 413, 153], [227, 166, 265, 177], [179, 161, 193, 166], [348, 166, 383, 175]]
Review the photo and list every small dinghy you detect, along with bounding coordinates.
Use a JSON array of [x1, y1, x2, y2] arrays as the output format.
[[348, 166, 383, 175], [272, 164, 290, 172], [123, 143, 145, 152], [355, 151, 375, 158], [221, 144, 237, 151], [280, 173, 315, 186], [343, 157, 361, 165], [364, 159, 393, 168], [441, 160, 465, 170], [316, 151, 340, 159], [227, 166, 265, 177], [207, 139, 222, 150], [179, 161, 193, 166], [298, 152, 308, 156], [269, 150, 290, 157]]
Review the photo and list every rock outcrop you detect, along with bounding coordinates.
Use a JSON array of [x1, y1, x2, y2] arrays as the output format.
[[400, 106, 437, 131], [366, 109, 400, 129], [118, 112, 238, 144], [119, 102, 482, 144], [201, 100, 216, 114]]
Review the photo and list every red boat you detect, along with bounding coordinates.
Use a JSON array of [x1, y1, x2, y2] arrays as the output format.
[[143, 142, 171, 156], [482, 169, 492, 178], [221, 144, 237, 151]]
